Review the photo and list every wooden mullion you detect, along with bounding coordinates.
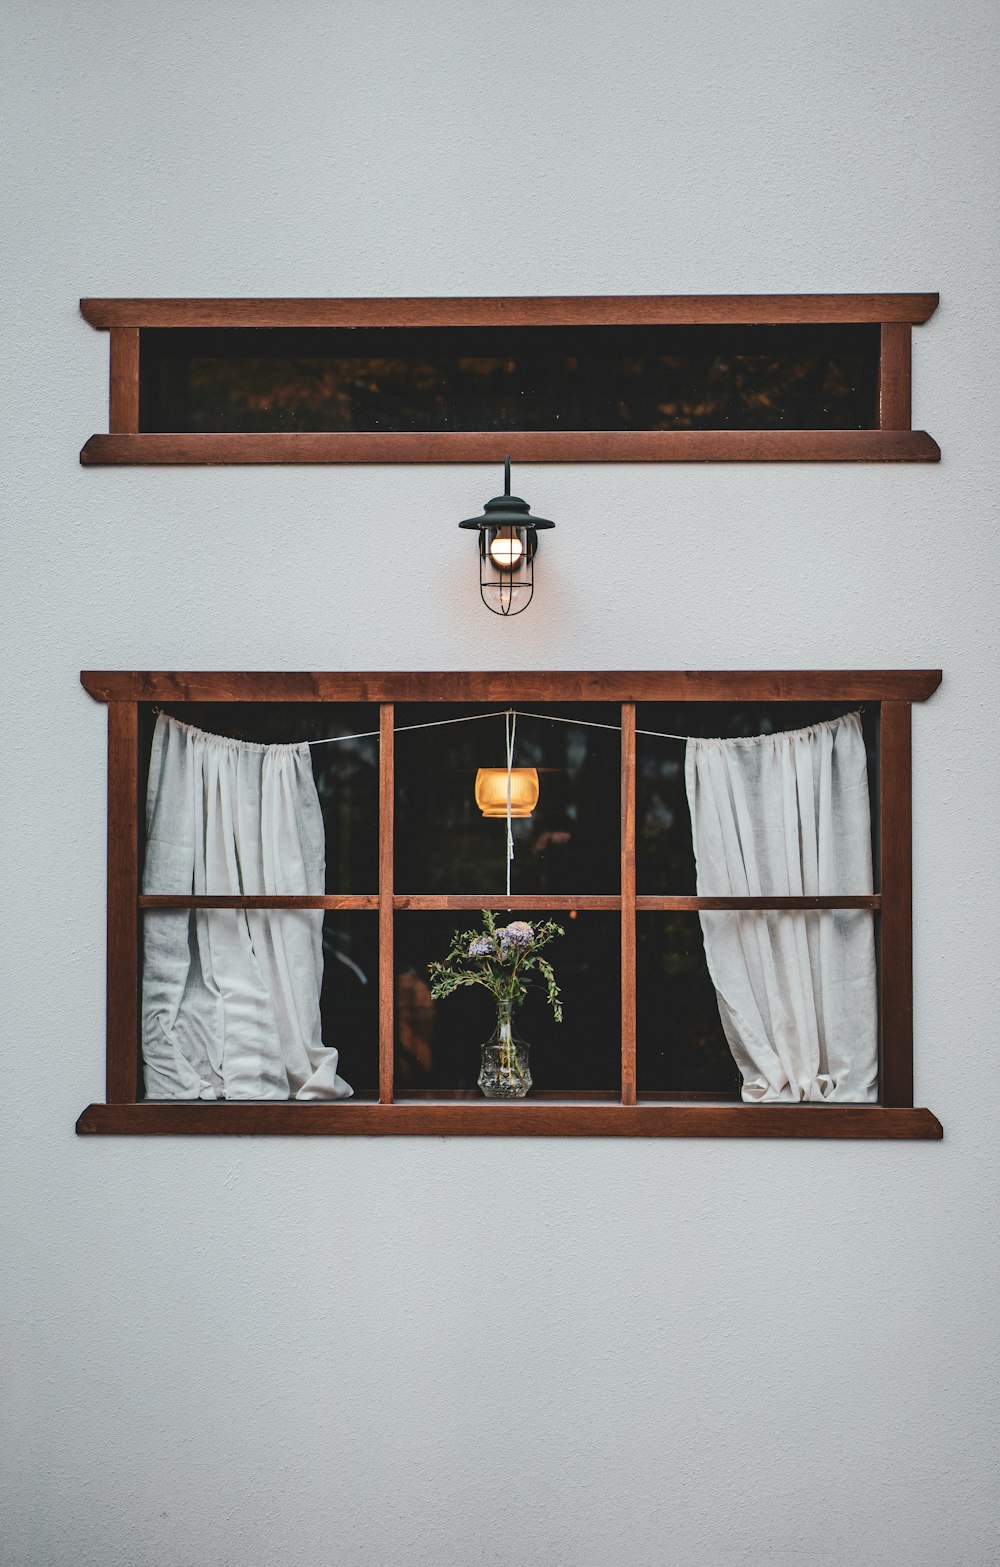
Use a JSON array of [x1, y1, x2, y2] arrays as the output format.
[[880, 702, 914, 1106], [636, 894, 881, 910], [621, 703, 637, 1105], [140, 894, 378, 909], [379, 705, 394, 1104], [108, 328, 140, 433], [394, 894, 619, 911], [134, 893, 886, 913], [106, 702, 139, 1102], [879, 323, 912, 430]]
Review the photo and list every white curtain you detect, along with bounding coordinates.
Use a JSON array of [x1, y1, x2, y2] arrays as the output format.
[[685, 711, 877, 1103], [141, 713, 353, 1101]]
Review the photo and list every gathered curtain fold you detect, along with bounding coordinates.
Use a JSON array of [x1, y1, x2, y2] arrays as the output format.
[[141, 713, 353, 1101], [684, 711, 878, 1103]]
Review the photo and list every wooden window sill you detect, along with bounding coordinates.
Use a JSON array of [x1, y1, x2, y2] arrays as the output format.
[[76, 1102, 943, 1139], [79, 431, 941, 466]]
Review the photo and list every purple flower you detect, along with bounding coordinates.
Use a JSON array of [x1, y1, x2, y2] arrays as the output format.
[[499, 921, 534, 950], [469, 936, 494, 958]]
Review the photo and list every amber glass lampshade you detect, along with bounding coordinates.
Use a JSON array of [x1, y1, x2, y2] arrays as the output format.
[[475, 767, 540, 818]]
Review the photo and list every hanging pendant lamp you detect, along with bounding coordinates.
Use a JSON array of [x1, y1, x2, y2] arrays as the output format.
[[475, 767, 540, 818]]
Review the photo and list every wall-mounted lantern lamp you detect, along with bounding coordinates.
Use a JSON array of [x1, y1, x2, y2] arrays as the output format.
[[458, 456, 555, 616]]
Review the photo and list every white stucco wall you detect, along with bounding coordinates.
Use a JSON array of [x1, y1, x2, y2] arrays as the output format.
[[2, 3, 998, 1563]]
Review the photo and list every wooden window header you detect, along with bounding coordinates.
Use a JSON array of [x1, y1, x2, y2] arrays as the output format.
[[79, 294, 940, 466], [80, 670, 943, 705], [81, 295, 940, 328]]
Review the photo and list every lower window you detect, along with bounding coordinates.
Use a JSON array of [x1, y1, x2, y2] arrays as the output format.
[[77, 670, 942, 1138]]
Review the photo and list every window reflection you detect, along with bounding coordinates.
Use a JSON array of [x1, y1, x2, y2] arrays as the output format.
[[320, 914, 378, 1097], [395, 704, 620, 895], [135, 910, 378, 1100], [395, 912, 621, 1092], [636, 702, 879, 894], [636, 914, 740, 1096], [140, 324, 880, 434], [139, 702, 378, 895]]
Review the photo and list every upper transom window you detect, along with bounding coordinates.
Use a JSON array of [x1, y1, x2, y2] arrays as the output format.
[[79, 294, 939, 465]]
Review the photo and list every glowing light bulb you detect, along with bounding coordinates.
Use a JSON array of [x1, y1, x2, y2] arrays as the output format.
[[488, 528, 525, 571]]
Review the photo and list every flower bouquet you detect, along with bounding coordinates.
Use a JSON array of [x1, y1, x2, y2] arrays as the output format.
[[428, 910, 564, 1098]]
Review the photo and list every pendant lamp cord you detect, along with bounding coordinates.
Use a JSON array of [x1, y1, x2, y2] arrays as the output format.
[[174, 705, 861, 750], [505, 707, 516, 896]]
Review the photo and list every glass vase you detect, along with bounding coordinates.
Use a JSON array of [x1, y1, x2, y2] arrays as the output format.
[[478, 998, 532, 1099]]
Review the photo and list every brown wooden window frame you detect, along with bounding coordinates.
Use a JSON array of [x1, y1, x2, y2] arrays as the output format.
[[79, 294, 939, 466], [77, 669, 942, 1140]]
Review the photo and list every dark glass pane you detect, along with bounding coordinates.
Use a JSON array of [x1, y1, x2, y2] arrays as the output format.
[[636, 702, 880, 894], [139, 702, 378, 894], [640, 908, 878, 1099], [395, 911, 620, 1092], [637, 914, 740, 1096], [140, 324, 880, 434], [395, 704, 620, 895], [137, 910, 377, 1100], [321, 913, 378, 1097]]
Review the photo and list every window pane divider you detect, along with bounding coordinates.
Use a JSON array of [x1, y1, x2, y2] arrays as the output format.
[[392, 894, 620, 910], [879, 701, 913, 1106], [636, 895, 881, 910], [106, 701, 139, 1103], [621, 703, 637, 1104], [137, 902, 379, 915], [379, 703, 394, 1104], [139, 894, 379, 909], [136, 893, 881, 910]]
